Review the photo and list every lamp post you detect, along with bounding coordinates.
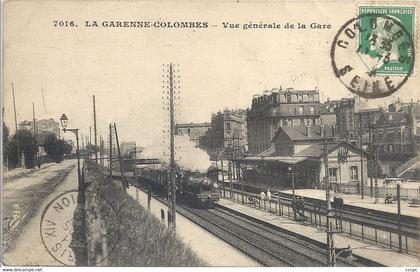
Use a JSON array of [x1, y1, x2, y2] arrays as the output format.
[[60, 114, 82, 190], [288, 166, 297, 221]]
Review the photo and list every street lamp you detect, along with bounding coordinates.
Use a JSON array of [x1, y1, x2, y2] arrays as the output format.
[[60, 114, 87, 264], [288, 166, 297, 221], [60, 114, 82, 190]]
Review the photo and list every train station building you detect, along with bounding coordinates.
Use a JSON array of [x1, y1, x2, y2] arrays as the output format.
[[232, 125, 369, 190]]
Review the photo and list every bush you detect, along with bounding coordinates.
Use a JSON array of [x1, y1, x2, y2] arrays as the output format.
[[7, 129, 37, 168], [43, 133, 72, 162], [86, 164, 206, 266]]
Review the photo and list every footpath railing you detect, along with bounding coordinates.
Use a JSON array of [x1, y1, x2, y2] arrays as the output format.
[[335, 184, 420, 200], [219, 187, 419, 255]]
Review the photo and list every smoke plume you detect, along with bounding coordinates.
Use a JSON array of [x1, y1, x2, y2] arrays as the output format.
[[140, 135, 211, 173]]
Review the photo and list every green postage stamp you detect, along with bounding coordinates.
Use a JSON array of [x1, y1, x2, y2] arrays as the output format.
[[358, 6, 415, 75]]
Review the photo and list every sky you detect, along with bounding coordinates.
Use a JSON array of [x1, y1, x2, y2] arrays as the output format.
[[3, 0, 419, 147]]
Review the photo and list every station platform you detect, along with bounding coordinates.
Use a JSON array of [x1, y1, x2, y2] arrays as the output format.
[[280, 189, 420, 218], [224, 180, 420, 218], [217, 197, 420, 267]]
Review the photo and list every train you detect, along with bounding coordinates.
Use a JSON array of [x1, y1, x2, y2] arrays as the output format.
[[136, 166, 220, 208]]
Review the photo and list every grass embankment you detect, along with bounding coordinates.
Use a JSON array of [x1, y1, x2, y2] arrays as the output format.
[[86, 164, 206, 266]]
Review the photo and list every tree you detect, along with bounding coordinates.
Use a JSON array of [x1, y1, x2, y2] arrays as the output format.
[[7, 129, 37, 168], [61, 140, 73, 156], [3, 123, 9, 164], [43, 134, 63, 162], [43, 134, 72, 162]]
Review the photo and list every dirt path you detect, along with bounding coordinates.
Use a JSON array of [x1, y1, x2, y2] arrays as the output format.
[[2, 160, 77, 255]]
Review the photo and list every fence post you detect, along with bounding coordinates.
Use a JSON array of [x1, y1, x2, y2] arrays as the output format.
[[361, 225, 364, 240], [389, 232, 392, 249], [280, 200, 283, 216], [397, 184, 402, 253], [275, 198, 278, 214]]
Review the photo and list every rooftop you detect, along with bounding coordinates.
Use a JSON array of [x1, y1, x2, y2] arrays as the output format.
[[294, 141, 368, 158], [175, 122, 211, 128], [272, 125, 335, 142]]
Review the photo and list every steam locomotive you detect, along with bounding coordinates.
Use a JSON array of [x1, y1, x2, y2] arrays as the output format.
[[136, 167, 220, 208]]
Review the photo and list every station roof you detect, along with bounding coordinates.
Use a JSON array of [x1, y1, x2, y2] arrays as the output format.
[[272, 125, 334, 142], [233, 156, 315, 165], [135, 158, 161, 165], [294, 141, 369, 158]]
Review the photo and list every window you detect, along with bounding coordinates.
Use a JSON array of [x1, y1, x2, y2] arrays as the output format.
[[309, 106, 315, 115], [386, 132, 394, 142], [329, 168, 338, 181], [298, 106, 304, 115], [226, 123, 231, 130], [300, 119, 305, 126], [187, 128, 191, 134], [286, 94, 291, 102], [350, 166, 358, 181], [388, 144, 393, 152], [298, 94, 303, 102], [309, 94, 314, 101]]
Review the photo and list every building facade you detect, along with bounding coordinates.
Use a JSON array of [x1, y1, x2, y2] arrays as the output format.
[[18, 118, 61, 143], [210, 109, 246, 158], [234, 136, 368, 190], [175, 122, 211, 148], [271, 125, 334, 156], [353, 108, 382, 140], [36, 119, 61, 137], [247, 87, 321, 155], [373, 109, 419, 176], [334, 98, 356, 141]]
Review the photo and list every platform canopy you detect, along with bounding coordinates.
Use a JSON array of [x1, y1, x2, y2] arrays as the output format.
[[232, 156, 316, 165]]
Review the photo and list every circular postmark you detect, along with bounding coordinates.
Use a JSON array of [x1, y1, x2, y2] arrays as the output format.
[[331, 14, 415, 99], [40, 189, 120, 266]]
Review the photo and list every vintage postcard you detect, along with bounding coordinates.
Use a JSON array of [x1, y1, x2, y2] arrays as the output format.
[[1, 0, 419, 270]]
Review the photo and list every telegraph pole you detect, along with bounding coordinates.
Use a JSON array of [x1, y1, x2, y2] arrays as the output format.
[[32, 102, 37, 168], [368, 114, 373, 197], [93, 95, 98, 163], [89, 126, 92, 158], [373, 126, 379, 204], [100, 135, 104, 167], [323, 126, 335, 266], [169, 63, 176, 228], [114, 123, 127, 191], [109, 124, 113, 178], [359, 112, 364, 199], [12, 83, 21, 167]]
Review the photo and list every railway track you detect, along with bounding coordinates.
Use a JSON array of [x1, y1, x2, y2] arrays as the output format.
[[179, 205, 363, 267], [127, 179, 376, 267]]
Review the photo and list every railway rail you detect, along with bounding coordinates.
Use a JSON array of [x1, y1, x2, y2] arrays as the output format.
[[180, 206, 362, 266], [127, 178, 381, 267]]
